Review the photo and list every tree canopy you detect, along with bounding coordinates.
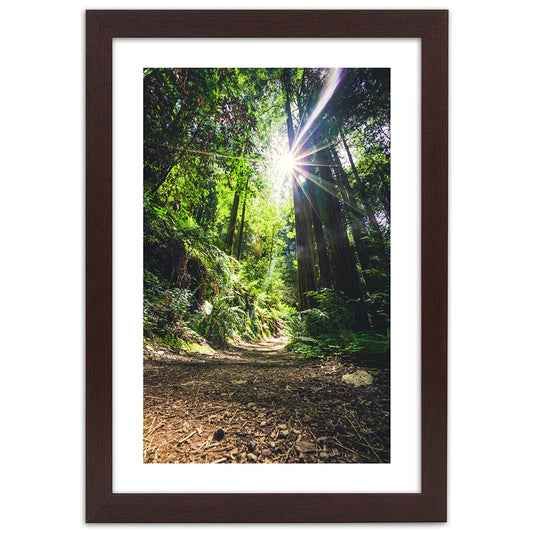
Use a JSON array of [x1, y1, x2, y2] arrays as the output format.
[[143, 67, 390, 361]]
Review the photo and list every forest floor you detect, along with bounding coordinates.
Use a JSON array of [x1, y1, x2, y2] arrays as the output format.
[[143, 336, 390, 464]]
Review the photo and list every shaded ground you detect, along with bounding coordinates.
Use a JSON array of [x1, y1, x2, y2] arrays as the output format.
[[143, 337, 390, 464]]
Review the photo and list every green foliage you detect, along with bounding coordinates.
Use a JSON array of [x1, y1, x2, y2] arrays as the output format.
[[142, 67, 391, 357], [143, 270, 202, 345], [287, 288, 389, 362], [143, 196, 290, 349], [195, 294, 245, 347], [194, 284, 288, 348]]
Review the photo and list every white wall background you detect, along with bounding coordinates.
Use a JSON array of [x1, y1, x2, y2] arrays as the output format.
[[1, 1, 531, 532]]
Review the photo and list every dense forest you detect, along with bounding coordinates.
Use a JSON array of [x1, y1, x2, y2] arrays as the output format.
[[143, 67, 391, 464]]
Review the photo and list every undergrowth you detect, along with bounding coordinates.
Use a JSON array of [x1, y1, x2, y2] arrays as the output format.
[[286, 288, 390, 365], [143, 201, 289, 350]]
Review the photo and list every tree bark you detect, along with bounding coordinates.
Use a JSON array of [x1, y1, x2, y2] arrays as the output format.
[[334, 140, 389, 292], [338, 135, 389, 331], [282, 70, 317, 310], [328, 146, 372, 274], [225, 191, 240, 253], [235, 177, 249, 261], [307, 176, 333, 290], [313, 135, 370, 330]]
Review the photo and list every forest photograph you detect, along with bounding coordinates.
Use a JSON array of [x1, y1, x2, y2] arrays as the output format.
[[142, 67, 391, 464]]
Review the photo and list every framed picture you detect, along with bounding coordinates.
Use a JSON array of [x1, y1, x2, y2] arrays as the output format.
[[86, 9, 447, 522]]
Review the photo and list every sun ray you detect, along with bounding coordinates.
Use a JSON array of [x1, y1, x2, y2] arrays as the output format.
[[292, 68, 344, 154], [292, 120, 323, 156], [295, 167, 340, 201], [291, 170, 322, 218], [293, 140, 340, 162], [295, 166, 365, 217]]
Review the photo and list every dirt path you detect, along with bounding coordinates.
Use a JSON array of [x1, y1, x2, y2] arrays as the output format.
[[143, 336, 390, 464]]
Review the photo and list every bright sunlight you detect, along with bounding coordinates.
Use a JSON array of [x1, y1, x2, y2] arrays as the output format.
[[277, 151, 298, 177]]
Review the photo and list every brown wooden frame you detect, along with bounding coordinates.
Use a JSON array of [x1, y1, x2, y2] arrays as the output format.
[[86, 9, 447, 523]]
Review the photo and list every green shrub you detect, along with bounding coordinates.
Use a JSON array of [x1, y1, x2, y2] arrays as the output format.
[[195, 294, 246, 347], [286, 288, 389, 363]]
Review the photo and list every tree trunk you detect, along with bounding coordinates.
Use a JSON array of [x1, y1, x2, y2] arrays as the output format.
[[225, 191, 240, 253], [313, 136, 370, 329], [282, 70, 317, 310], [296, 72, 332, 291], [328, 146, 372, 274], [340, 134, 386, 266], [307, 177, 333, 290], [235, 177, 249, 260], [338, 135, 389, 331], [334, 140, 388, 292]]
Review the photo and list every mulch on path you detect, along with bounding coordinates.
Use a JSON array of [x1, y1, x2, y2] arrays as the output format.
[[143, 337, 390, 464]]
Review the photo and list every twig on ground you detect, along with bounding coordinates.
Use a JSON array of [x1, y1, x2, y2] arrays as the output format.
[[176, 430, 197, 446], [197, 406, 227, 419], [333, 437, 361, 458], [144, 417, 157, 434], [191, 436, 214, 454], [227, 409, 240, 426], [343, 411, 384, 462], [191, 442, 207, 454], [283, 443, 295, 463], [237, 420, 249, 433], [144, 422, 165, 438]]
